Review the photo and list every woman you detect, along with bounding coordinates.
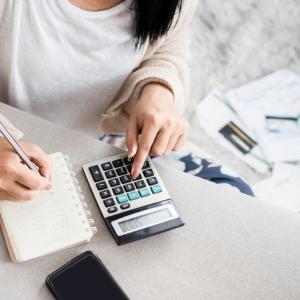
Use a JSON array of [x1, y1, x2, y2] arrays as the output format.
[[0, 0, 253, 201]]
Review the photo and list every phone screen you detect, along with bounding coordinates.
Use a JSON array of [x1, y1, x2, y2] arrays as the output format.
[[47, 252, 129, 300]]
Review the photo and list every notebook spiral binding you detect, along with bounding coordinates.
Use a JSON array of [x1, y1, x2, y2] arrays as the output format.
[[64, 155, 97, 235]]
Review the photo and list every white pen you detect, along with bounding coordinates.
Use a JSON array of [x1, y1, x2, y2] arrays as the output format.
[[0, 121, 41, 175]]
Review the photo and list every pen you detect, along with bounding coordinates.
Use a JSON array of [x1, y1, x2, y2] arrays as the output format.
[[0, 121, 41, 175]]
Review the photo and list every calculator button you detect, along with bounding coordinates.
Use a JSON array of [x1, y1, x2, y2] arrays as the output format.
[[135, 180, 146, 189], [143, 169, 154, 177], [113, 186, 124, 195], [124, 183, 135, 192], [120, 175, 131, 184], [128, 191, 139, 201], [116, 194, 128, 204], [151, 185, 162, 194], [96, 181, 108, 191], [108, 206, 118, 214], [147, 177, 158, 186], [123, 157, 133, 165], [120, 203, 130, 210], [105, 170, 117, 179], [116, 167, 127, 176], [133, 174, 142, 181], [89, 166, 103, 182], [100, 190, 111, 199], [103, 198, 115, 207], [139, 188, 150, 197], [101, 162, 113, 171], [112, 159, 124, 168], [142, 161, 150, 169], [108, 178, 120, 187]]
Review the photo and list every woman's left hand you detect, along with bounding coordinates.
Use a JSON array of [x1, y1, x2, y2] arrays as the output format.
[[126, 83, 189, 179]]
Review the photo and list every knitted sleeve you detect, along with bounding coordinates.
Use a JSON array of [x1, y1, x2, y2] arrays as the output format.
[[100, 0, 198, 133]]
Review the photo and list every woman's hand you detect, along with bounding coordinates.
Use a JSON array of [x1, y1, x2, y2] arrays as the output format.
[[126, 83, 189, 179], [0, 138, 52, 201]]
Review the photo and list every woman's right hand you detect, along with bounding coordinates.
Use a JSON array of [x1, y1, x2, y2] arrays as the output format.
[[0, 137, 52, 201]]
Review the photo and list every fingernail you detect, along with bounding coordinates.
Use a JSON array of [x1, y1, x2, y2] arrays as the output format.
[[43, 171, 51, 181], [128, 145, 133, 158], [131, 166, 138, 180], [128, 144, 137, 158]]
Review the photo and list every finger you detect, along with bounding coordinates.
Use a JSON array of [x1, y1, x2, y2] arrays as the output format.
[[150, 126, 174, 156], [173, 133, 188, 151], [131, 119, 160, 179], [126, 115, 139, 158], [5, 181, 39, 201], [15, 164, 50, 190], [164, 132, 182, 155], [23, 145, 52, 179]]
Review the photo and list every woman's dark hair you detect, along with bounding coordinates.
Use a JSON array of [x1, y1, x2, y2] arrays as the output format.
[[132, 0, 183, 47]]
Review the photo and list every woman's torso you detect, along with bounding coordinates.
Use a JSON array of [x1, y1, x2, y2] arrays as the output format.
[[0, 0, 143, 137]]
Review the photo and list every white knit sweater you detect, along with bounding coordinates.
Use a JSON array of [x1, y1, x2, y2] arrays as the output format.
[[0, 0, 198, 140]]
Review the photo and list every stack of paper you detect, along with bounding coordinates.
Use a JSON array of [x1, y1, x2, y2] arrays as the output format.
[[196, 70, 300, 212], [196, 89, 270, 173], [226, 69, 300, 162]]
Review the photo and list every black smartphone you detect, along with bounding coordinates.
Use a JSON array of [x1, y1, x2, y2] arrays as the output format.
[[46, 251, 129, 300]]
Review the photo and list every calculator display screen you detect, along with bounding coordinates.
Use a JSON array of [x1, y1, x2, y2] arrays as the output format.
[[119, 208, 172, 233]]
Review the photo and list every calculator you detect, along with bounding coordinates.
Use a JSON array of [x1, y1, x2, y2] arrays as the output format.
[[83, 153, 184, 245]]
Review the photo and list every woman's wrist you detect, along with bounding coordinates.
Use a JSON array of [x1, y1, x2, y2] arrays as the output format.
[[142, 82, 174, 105]]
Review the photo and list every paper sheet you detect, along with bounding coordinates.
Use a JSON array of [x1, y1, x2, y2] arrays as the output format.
[[226, 69, 300, 162], [196, 89, 269, 173], [253, 163, 300, 214]]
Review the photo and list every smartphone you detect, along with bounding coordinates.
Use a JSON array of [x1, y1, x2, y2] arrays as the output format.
[[46, 251, 129, 300]]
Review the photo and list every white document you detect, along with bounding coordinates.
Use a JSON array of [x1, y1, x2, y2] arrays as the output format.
[[226, 69, 300, 162], [253, 163, 300, 214], [196, 89, 269, 173]]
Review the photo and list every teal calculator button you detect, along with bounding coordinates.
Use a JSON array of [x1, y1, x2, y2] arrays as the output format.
[[116, 194, 128, 204], [151, 185, 162, 194], [139, 188, 150, 197], [128, 191, 139, 200]]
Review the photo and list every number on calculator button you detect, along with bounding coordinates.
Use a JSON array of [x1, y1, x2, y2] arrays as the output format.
[[101, 162, 113, 171], [112, 159, 124, 168], [89, 166, 103, 182], [100, 190, 111, 199]]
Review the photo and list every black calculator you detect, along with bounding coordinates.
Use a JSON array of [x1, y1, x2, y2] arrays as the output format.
[[83, 153, 184, 245]]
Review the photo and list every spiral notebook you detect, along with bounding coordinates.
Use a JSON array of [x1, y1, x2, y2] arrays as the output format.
[[0, 152, 96, 262]]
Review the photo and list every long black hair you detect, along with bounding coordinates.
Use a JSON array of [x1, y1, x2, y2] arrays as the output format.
[[132, 0, 183, 46]]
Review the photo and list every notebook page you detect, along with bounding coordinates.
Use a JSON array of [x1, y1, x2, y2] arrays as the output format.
[[0, 152, 93, 261]]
